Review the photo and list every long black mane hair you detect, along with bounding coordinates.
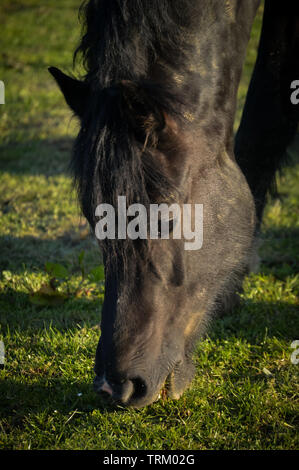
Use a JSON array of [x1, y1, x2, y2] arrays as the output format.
[[71, 0, 201, 278], [74, 0, 200, 85]]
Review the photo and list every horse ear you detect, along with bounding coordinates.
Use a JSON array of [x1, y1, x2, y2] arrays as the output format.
[[48, 67, 89, 117]]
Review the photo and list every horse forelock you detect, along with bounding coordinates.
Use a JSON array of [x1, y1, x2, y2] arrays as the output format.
[[71, 0, 199, 282]]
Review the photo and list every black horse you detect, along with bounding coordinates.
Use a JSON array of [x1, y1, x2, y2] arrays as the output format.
[[50, 0, 299, 408]]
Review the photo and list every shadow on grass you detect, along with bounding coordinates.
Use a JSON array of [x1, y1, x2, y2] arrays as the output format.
[[0, 137, 74, 177], [0, 287, 102, 331], [0, 377, 117, 422], [0, 234, 100, 272], [259, 227, 299, 279]]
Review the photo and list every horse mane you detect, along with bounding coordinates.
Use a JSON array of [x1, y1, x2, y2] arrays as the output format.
[[71, 0, 200, 281], [74, 0, 201, 85]]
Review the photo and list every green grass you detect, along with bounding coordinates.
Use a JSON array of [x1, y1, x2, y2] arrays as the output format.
[[0, 0, 298, 450]]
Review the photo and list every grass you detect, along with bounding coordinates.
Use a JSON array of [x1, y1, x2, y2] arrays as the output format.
[[0, 0, 298, 450]]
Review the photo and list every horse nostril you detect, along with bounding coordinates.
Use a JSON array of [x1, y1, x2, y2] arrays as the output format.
[[98, 374, 148, 405], [111, 377, 147, 404], [116, 379, 134, 404], [130, 377, 147, 401]]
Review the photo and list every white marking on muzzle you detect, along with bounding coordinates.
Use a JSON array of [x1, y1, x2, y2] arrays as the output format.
[[100, 379, 113, 396]]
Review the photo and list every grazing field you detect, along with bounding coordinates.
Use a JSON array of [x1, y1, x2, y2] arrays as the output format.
[[0, 0, 298, 450]]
